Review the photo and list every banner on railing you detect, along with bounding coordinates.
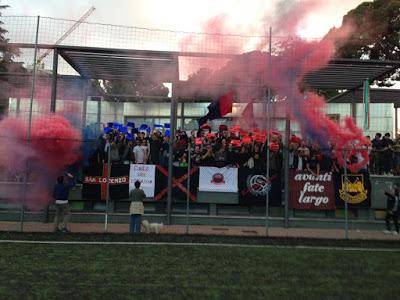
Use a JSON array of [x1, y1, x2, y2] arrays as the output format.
[[288, 170, 335, 210], [199, 167, 238, 193], [238, 168, 282, 206], [129, 164, 156, 197], [334, 169, 371, 208], [82, 164, 129, 201], [154, 166, 199, 201]]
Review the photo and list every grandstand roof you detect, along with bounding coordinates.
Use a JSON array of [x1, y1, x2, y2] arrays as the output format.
[[328, 88, 400, 108], [10, 44, 400, 96], [58, 45, 180, 82], [56, 45, 400, 91], [303, 58, 400, 90]]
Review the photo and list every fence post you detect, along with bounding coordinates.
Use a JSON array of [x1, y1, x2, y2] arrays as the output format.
[[283, 117, 290, 228], [167, 98, 177, 225], [265, 27, 272, 237], [20, 15, 40, 232], [104, 145, 111, 232], [185, 143, 191, 234], [343, 149, 349, 239]]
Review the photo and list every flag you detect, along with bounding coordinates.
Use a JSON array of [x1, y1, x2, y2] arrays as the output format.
[[82, 164, 130, 200], [333, 169, 371, 208], [129, 164, 156, 197], [238, 168, 282, 206], [363, 79, 370, 130], [154, 165, 199, 202], [288, 170, 335, 210], [199, 167, 238, 193], [241, 102, 257, 129], [198, 92, 233, 126]]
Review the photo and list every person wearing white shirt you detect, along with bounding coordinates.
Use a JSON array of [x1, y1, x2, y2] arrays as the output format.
[[133, 141, 148, 164]]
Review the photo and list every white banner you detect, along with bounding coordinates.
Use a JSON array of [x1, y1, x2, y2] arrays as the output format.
[[129, 164, 156, 197], [199, 167, 238, 193]]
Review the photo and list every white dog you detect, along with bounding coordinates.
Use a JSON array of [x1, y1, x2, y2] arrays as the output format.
[[141, 220, 164, 234]]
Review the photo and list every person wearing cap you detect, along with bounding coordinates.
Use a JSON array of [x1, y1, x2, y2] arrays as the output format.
[[52, 173, 75, 233], [384, 184, 400, 235], [129, 181, 146, 234]]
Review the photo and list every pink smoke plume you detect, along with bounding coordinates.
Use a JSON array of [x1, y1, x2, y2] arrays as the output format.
[[180, 2, 370, 172], [0, 115, 82, 209]]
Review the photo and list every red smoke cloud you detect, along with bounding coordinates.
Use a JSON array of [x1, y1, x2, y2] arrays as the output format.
[[0, 115, 82, 209], [180, 2, 369, 171]]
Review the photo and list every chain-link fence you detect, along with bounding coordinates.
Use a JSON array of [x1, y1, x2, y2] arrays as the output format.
[[0, 15, 397, 237]]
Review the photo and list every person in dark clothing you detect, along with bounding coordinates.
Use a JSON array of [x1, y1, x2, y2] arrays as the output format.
[[384, 185, 400, 235], [53, 173, 75, 233], [160, 136, 170, 167], [370, 133, 383, 174], [252, 150, 266, 170], [149, 132, 162, 165], [236, 146, 250, 167], [381, 133, 394, 174], [200, 144, 214, 166]]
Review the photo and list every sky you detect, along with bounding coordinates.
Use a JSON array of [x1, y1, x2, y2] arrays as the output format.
[[4, 0, 368, 38]]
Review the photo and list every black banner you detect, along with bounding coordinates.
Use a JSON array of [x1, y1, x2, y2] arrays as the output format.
[[82, 163, 130, 201], [333, 169, 371, 208], [238, 168, 282, 206], [154, 165, 199, 202]]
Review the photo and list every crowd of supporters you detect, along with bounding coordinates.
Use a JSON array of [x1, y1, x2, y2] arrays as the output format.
[[369, 132, 400, 175], [90, 123, 325, 176], [89, 123, 400, 176]]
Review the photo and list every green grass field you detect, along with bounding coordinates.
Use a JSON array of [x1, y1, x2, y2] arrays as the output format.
[[0, 241, 399, 299]]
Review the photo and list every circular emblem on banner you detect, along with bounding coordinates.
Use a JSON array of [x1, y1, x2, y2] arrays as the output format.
[[211, 173, 225, 185], [247, 175, 270, 196]]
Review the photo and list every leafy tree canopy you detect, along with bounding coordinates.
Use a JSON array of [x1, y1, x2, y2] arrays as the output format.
[[0, 3, 22, 74], [335, 0, 400, 61]]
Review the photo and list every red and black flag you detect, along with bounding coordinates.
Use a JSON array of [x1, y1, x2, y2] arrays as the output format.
[[154, 165, 199, 202], [238, 167, 282, 206], [198, 92, 234, 127], [82, 163, 130, 200]]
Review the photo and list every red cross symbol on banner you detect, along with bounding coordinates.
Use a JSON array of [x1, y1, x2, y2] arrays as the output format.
[[155, 165, 198, 202], [83, 164, 129, 200]]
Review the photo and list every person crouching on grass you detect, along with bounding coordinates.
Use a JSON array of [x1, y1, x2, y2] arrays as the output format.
[[53, 173, 75, 233], [384, 184, 400, 235], [129, 181, 146, 234]]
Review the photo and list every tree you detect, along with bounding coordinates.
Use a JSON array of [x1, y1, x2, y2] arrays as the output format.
[[0, 3, 21, 74], [334, 0, 400, 61], [103, 78, 169, 100], [329, 0, 400, 84]]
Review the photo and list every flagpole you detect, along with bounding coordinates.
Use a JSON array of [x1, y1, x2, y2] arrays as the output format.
[[20, 16, 40, 232], [265, 27, 272, 237], [185, 142, 191, 234], [105, 145, 111, 232]]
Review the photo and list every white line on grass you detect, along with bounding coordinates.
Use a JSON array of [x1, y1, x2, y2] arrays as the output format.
[[0, 239, 399, 252]]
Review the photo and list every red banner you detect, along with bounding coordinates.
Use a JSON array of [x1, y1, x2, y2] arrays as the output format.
[[288, 170, 335, 210]]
